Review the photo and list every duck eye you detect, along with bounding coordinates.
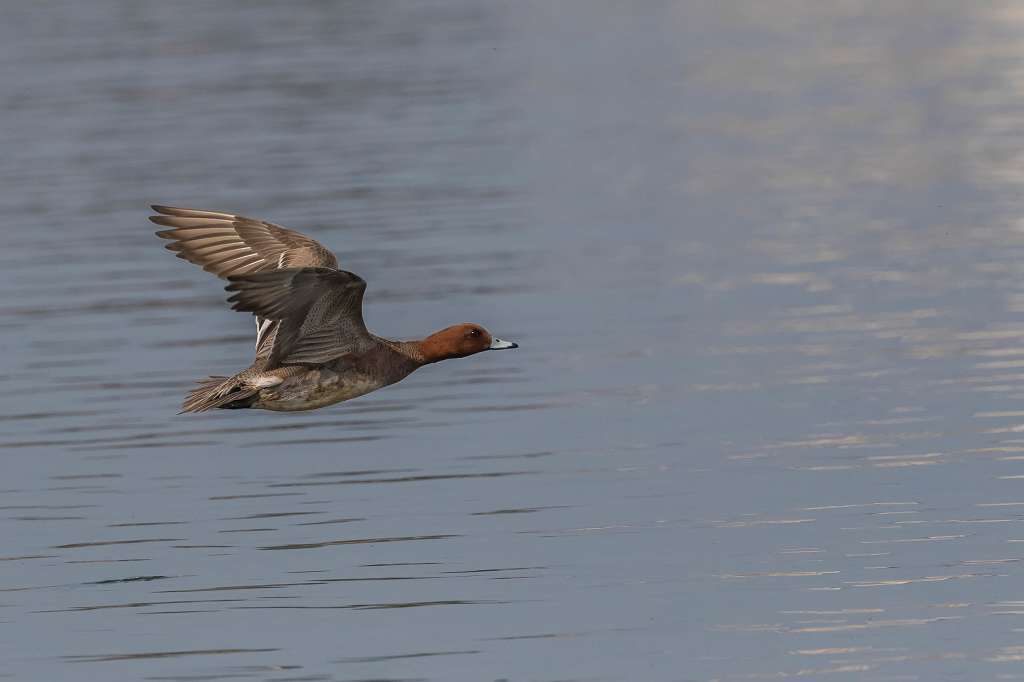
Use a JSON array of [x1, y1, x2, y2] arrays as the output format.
[[468, 328, 481, 338]]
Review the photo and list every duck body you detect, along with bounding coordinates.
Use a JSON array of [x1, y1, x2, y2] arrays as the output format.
[[252, 366, 385, 411], [237, 338, 421, 412], [150, 205, 517, 414]]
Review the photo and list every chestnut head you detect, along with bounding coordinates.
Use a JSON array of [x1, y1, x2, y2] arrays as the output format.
[[419, 323, 518, 363]]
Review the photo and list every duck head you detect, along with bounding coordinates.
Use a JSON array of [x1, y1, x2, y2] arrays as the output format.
[[418, 323, 518, 363]]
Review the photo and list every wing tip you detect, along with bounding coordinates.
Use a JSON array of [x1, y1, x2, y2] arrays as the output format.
[[223, 286, 248, 310], [150, 204, 237, 220]]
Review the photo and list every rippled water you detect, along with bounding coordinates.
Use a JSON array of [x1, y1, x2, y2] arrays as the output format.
[[5, 1, 1024, 680]]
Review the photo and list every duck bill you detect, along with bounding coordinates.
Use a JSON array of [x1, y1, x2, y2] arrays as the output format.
[[489, 338, 518, 350]]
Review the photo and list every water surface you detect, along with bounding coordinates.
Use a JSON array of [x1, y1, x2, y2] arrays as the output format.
[[4, 1, 1024, 680]]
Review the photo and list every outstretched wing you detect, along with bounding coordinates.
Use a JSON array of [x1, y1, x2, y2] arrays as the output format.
[[151, 205, 339, 363], [151, 205, 338, 275], [225, 268, 372, 368]]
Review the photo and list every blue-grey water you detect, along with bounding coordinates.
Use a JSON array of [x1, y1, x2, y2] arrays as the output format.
[[3, 1, 1024, 680]]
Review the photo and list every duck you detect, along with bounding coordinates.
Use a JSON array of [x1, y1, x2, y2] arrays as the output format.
[[150, 205, 518, 413]]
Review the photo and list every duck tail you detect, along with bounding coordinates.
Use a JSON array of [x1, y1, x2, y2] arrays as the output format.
[[180, 374, 260, 414]]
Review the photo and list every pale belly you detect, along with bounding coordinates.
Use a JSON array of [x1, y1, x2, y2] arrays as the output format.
[[251, 368, 386, 412]]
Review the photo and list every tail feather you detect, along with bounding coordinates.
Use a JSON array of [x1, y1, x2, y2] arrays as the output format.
[[180, 375, 260, 413]]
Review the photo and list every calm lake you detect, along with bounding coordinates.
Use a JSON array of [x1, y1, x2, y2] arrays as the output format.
[[4, 1, 1024, 680]]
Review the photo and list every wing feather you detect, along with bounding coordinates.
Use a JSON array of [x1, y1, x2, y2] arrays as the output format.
[[152, 205, 338, 277], [152, 205, 341, 365], [225, 268, 371, 368]]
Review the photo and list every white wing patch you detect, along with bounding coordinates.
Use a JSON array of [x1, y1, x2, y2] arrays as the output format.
[[255, 317, 274, 351], [252, 375, 284, 388]]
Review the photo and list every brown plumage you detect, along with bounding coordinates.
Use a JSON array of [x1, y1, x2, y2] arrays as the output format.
[[152, 205, 338, 362], [151, 205, 518, 413]]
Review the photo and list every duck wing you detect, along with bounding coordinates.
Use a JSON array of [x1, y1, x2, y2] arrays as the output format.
[[151, 205, 338, 274], [151, 205, 339, 363], [225, 268, 373, 368]]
